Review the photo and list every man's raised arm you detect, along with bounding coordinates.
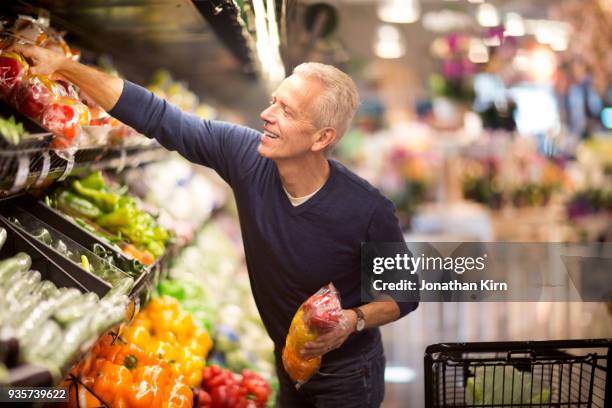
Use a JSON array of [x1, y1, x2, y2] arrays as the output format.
[[8, 44, 261, 185]]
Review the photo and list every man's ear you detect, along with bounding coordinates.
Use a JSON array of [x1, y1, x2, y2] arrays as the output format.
[[312, 127, 337, 152]]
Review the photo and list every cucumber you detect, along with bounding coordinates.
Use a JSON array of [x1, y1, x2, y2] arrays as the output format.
[[35, 280, 60, 299], [0, 228, 6, 250], [16, 298, 60, 339], [104, 277, 134, 299], [22, 320, 63, 361], [54, 292, 99, 325], [0, 253, 31, 283], [51, 314, 95, 370], [90, 300, 127, 333], [16, 289, 81, 339], [6, 270, 41, 304], [5, 292, 43, 328], [3, 270, 27, 290]]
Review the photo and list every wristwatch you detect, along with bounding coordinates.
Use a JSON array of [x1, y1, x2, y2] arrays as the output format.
[[351, 307, 365, 332]]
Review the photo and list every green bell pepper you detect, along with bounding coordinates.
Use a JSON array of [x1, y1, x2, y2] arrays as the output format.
[[57, 190, 102, 219], [72, 180, 120, 212]]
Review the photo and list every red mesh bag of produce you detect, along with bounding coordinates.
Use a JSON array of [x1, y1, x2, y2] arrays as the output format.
[[282, 283, 348, 388]]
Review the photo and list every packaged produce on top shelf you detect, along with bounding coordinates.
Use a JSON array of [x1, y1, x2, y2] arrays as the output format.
[[64, 333, 193, 408], [0, 114, 27, 145], [147, 69, 217, 119], [122, 156, 227, 243], [46, 171, 171, 266], [0, 226, 133, 384], [160, 221, 275, 380], [0, 16, 149, 149]]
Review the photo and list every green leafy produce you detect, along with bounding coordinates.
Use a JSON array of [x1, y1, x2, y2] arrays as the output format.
[[0, 115, 27, 145], [56, 190, 102, 219], [465, 365, 551, 406], [48, 171, 170, 265]]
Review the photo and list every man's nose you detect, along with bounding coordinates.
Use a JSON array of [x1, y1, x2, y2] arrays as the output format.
[[260, 106, 275, 124]]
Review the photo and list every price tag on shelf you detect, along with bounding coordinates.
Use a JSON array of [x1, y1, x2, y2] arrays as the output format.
[[57, 153, 74, 182], [9, 155, 30, 194], [34, 151, 51, 188]]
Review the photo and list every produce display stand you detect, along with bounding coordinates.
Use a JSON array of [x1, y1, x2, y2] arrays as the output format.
[[424, 339, 611, 407], [0, 203, 132, 298]]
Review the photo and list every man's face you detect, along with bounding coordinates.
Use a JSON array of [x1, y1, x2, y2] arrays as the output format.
[[258, 74, 324, 160]]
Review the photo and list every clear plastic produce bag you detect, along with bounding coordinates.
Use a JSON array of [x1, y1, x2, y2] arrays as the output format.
[[282, 283, 348, 388], [466, 365, 551, 406]]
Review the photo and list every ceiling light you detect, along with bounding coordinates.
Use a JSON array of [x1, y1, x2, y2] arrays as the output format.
[[529, 47, 557, 82], [483, 35, 501, 47], [477, 3, 499, 27], [504, 12, 525, 36], [378, 0, 420, 24], [468, 0, 484, 3], [550, 36, 568, 51], [513, 50, 530, 71], [468, 38, 489, 63], [423, 10, 472, 33], [374, 25, 405, 59]]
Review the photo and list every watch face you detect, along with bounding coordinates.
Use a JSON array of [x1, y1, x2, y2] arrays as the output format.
[[356, 319, 365, 331]]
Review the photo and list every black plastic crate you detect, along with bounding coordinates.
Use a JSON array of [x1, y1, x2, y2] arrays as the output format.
[[0, 204, 131, 297], [0, 216, 86, 292], [9, 194, 160, 296], [424, 339, 611, 408]]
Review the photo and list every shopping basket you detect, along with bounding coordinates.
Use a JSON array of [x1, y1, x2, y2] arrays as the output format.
[[424, 339, 611, 407]]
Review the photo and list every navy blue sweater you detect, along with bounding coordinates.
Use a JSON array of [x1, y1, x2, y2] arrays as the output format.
[[110, 80, 418, 361]]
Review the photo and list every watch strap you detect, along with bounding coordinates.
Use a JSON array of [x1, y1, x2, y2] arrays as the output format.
[[351, 307, 365, 332]]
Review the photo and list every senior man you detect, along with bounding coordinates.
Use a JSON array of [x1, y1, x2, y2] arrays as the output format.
[[13, 43, 418, 407]]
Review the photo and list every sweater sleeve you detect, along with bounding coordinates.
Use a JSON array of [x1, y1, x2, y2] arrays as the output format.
[[366, 197, 419, 319], [108, 80, 261, 186]]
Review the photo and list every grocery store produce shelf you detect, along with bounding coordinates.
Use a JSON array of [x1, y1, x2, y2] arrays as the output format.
[[0, 142, 167, 197]]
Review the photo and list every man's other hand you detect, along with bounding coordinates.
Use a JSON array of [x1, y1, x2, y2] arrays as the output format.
[[300, 309, 357, 359]]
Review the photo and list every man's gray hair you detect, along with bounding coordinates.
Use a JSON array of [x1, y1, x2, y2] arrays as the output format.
[[293, 62, 360, 143]]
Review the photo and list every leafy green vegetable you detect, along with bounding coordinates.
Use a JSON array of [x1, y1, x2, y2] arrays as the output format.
[[0, 116, 27, 145]]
